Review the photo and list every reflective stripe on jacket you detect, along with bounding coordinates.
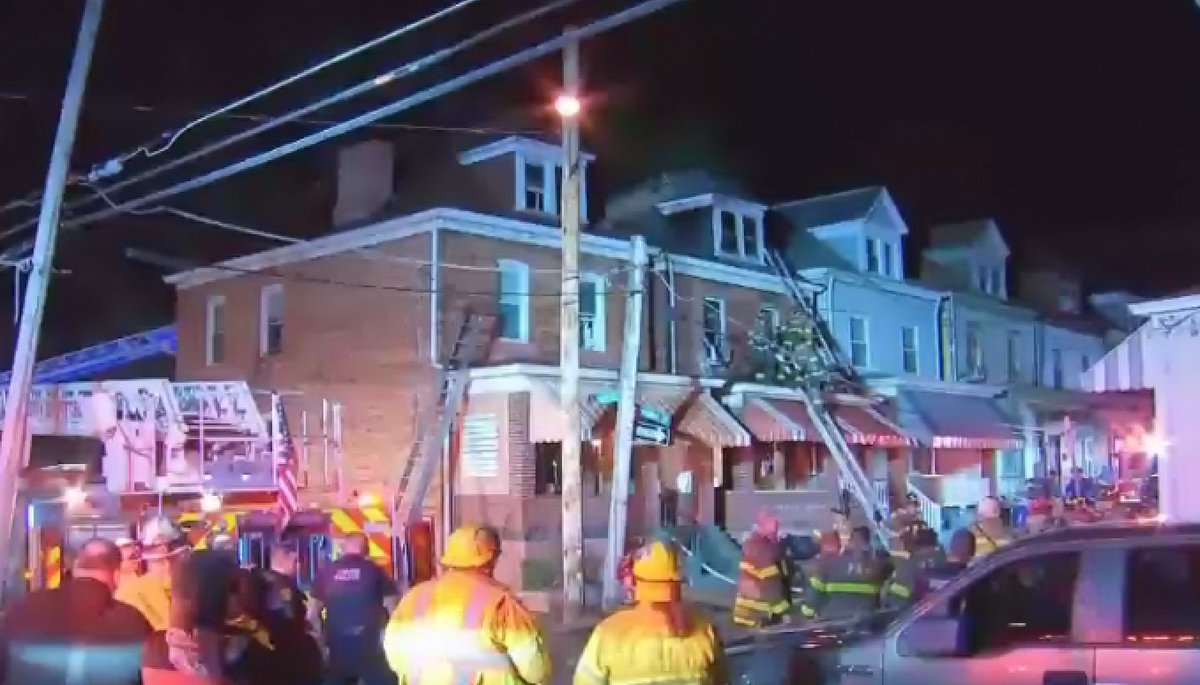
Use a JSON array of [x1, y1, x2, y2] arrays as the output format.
[[732, 533, 789, 627], [573, 603, 725, 685], [802, 551, 886, 620], [383, 569, 550, 685], [883, 549, 944, 610], [970, 521, 1014, 561]]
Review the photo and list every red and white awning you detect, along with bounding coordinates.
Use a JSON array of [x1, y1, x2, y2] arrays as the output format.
[[1080, 322, 1151, 393], [740, 395, 914, 448]]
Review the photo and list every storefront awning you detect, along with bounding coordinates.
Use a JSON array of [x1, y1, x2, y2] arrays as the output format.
[[1080, 322, 1151, 393], [529, 380, 750, 447], [899, 390, 1022, 450], [740, 395, 913, 447]]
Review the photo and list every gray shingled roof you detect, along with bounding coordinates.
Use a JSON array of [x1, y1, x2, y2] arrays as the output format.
[[773, 186, 885, 229], [928, 220, 994, 249]]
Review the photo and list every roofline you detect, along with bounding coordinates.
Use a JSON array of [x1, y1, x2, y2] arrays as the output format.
[[772, 185, 884, 211], [803, 267, 945, 302], [1129, 293, 1200, 317], [457, 135, 596, 166]]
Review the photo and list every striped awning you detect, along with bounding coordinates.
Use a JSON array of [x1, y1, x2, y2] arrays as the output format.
[[899, 390, 1023, 450], [1081, 322, 1151, 393], [740, 395, 914, 447], [529, 380, 750, 447]]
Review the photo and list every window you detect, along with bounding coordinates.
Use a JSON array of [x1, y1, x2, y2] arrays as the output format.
[[965, 321, 984, 378], [882, 242, 895, 277], [1006, 331, 1021, 382], [579, 274, 606, 352], [522, 161, 545, 212], [865, 239, 880, 274], [976, 267, 990, 293], [1125, 545, 1200, 639], [259, 284, 284, 356], [497, 260, 530, 341], [757, 306, 780, 342], [951, 552, 1080, 653], [849, 316, 869, 368], [205, 295, 225, 365], [713, 210, 764, 263], [701, 297, 727, 363], [1081, 354, 1091, 375], [989, 267, 1003, 296], [901, 326, 918, 374], [1051, 348, 1064, 389], [534, 442, 562, 495], [518, 158, 561, 215]]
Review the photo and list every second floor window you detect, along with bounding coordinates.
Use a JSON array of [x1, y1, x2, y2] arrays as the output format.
[[757, 306, 780, 341], [259, 284, 284, 356], [702, 297, 727, 363], [1052, 348, 1064, 389], [849, 316, 869, 367], [900, 326, 918, 374], [1006, 331, 1021, 382], [966, 321, 984, 378], [497, 260, 530, 341], [579, 274, 606, 352], [205, 295, 226, 365], [714, 211, 763, 263]]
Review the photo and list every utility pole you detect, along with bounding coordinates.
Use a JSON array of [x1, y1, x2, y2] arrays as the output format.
[[557, 31, 585, 617], [0, 0, 105, 600], [602, 235, 647, 610]]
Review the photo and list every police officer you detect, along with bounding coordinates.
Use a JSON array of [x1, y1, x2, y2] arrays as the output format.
[[883, 528, 944, 610], [310, 532, 399, 685], [801, 526, 888, 621], [261, 533, 323, 685]]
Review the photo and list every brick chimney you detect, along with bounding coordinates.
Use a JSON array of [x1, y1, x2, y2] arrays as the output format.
[[332, 140, 394, 226]]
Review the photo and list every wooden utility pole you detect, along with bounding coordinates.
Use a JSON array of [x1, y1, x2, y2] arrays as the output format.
[[0, 0, 104, 601], [602, 235, 647, 609], [558, 32, 585, 617]]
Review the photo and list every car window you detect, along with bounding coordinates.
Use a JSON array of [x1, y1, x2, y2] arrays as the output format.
[[954, 552, 1080, 653], [1126, 545, 1200, 641]]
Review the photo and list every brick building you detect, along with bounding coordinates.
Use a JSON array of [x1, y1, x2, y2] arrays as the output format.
[[167, 136, 907, 605]]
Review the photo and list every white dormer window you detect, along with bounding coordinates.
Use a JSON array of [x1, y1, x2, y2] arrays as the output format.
[[865, 238, 898, 277], [975, 264, 1005, 297], [522, 160, 549, 212], [713, 209, 763, 263]]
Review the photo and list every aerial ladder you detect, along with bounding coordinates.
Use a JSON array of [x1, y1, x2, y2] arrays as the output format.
[[765, 250, 890, 546], [0, 325, 177, 385], [391, 311, 494, 578]]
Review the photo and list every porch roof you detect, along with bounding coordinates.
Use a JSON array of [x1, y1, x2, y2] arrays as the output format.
[[1080, 321, 1152, 393], [528, 379, 750, 447], [899, 390, 1023, 450], [740, 395, 914, 447]]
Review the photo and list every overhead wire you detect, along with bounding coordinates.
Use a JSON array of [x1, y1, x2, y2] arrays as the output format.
[[0, 0, 487, 219], [0, 0, 693, 261], [0, 0, 585, 247]]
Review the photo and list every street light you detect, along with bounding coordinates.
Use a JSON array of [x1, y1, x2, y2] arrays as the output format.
[[554, 93, 581, 119]]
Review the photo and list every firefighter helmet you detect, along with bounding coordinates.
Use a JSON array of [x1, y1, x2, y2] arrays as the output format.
[[441, 525, 501, 569], [139, 516, 188, 560], [631, 540, 684, 584]]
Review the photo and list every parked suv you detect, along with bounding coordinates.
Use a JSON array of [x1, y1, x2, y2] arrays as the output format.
[[728, 521, 1200, 684]]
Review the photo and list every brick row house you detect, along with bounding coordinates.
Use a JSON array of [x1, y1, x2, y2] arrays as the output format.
[[168, 136, 916, 604]]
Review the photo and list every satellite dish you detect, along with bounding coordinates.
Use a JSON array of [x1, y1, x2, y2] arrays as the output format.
[[90, 391, 117, 436]]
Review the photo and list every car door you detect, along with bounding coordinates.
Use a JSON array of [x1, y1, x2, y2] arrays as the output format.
[[1095, 539, 1200, 684], [883, 548, 1098, 685]]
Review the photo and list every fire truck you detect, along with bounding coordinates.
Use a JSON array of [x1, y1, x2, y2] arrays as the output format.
[[7, 328, 437, 594]]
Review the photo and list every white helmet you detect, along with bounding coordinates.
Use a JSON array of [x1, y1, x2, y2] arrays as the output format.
[[139, 517, 187, 559], [977, 496, 1002, 520]]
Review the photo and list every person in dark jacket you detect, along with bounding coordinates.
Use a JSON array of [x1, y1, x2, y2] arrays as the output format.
[[0, 537, 152, 685], [883, 528, 945, 609], [801, 526, 888, 621], [260, 534, 322, 685]]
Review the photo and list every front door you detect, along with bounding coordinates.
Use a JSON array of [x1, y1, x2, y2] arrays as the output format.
[[885, 549, 1094, 685]]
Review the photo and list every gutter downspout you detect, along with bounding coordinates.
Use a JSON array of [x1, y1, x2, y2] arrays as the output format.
[[665, 253, 679, 375]]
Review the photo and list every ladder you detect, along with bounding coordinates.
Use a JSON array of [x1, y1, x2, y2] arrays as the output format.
[[765, 249, 888, 545], [0, 324, 178, 385], [392, 311, 494, 529]]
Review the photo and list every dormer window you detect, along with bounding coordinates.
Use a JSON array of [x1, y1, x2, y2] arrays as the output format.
[[975, 264, 1005, 297], [523, 161, 548, 212], [457, 136, 593, 221], [713, 209, 763, 263], [864, 238, 897, 277]]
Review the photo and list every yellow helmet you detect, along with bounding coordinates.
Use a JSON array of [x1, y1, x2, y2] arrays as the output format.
[[441, 525, 501, 569], [632, 540, 684, 584]]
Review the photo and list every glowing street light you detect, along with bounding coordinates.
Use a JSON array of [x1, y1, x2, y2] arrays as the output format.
[[554, 93, 581, 119]]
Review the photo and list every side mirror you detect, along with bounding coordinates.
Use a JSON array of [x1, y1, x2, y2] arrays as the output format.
[[897, 616, 963, 658]]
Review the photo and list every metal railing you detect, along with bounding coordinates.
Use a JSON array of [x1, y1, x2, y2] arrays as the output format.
[[906, 478, 944, 534]]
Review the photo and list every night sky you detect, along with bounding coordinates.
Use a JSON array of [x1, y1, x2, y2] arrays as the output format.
[[0, 0, 1198, 356]]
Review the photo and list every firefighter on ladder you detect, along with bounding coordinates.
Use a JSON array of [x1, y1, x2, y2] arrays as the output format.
[[383, 524, 551, 685], [574, 540, 726, 685]]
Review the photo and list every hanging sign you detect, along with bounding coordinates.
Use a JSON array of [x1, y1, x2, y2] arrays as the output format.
[[593, 390, 672, 446]]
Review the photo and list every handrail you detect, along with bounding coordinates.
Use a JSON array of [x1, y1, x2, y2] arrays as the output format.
[[906, 477, 943, 534]]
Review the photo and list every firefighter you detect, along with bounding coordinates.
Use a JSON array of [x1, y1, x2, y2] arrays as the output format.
[[733, 508, 790, 628], [116, 517, 191, 632], [801, 526, 887, 621], [887, 494, 928, 560], [925, 529, 974, 593], [574, 540, 725, 685], [383, 524, 551, 685], [969, 496, 1014, 561], [115, 536, 143, 587], [883, 527, 944, 610]]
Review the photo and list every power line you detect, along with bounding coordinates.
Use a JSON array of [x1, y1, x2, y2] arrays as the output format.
[[0, 0, 486, 218], [0, 0, 583, 247], [0, 0, 692, 261]]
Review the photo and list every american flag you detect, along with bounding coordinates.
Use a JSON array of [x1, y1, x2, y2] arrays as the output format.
[[270, 392, 299, 530]]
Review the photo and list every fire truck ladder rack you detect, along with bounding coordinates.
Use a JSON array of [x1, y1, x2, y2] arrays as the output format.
[[0, 325, 177, 385], [764, 249, 888, 546], [391, 311, 494, 529]]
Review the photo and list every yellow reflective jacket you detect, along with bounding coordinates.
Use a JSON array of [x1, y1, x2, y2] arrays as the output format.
[[115, 570, 172, 631], [970, 520, 1014, 561], [383, 570, 550, 685], [573, 603, 725, 685]]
